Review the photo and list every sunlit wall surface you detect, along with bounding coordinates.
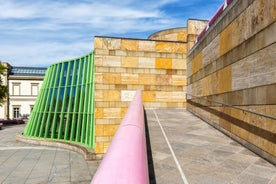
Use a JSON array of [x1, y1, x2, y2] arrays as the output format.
[[24, 52, 95, 149]]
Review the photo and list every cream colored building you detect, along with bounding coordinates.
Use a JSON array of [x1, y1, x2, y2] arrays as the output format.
[[0, 62, 47, 120]]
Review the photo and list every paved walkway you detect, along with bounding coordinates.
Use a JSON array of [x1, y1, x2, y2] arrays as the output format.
[[146, 109, 276, 184], [0, 124, 100, 184], [0, 109, 275, 184]]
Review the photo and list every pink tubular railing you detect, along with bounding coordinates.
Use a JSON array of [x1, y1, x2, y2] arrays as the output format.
[[195, 0, 234, 43], [91, 90, 149, 184]]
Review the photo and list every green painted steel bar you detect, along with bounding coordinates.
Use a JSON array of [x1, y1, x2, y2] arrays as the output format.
[[44, 65, 58, 138], [86, 53, 94, 146], [64, 61, 77, 140], [38, 66, 55, 137], [23, 51, 95, 149], [51, 63, 64, 139], [58, 62, 71, 139], [70, 59, 82, 141], [32, 71, 50, 137], [81, 56, 89, 143], [77, 58, 87, 142]]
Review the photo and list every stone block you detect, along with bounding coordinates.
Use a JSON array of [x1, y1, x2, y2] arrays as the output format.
[[103, 125, 119, 136], [155, 58, 172, 69], [121, 73, 139, 84], [94, 73, 103, 84], [109, 50, 116, 56], [166, 69, 177, 75], [121, 107, 128, 118], [139, 74, 156, 85], [95, 66, 109, 73], [171, 75, 186, 86], [95, 102, 109, 108], [156, 91, 183, 102], [95, 136, 109, 142], [102, 38, 121, 49], [138, 40, 156, 51], [155, 41, 173, 52], [121, 56, 139, 68], [187, 19, 208, 35], [95, 125, 104, 136], [186, 61, 192, 77], [103, 73, 121, 84], [103, 108, 121, 118], [219, 23, 233, 56], [156, 74, 171, 85], [121, 39, 139, 51], [94, 90, 103, 101], [95, 119, 110, 125], [121, 90, 137, 102], [177, 32, 187, 42], [103, 90, 121, 101], [102, 56, 121, 67], [172, 43, 187, 53], [115, 50, 127, 56], [115, 84, 127, 90], [172, 58, 186, 69], [94, 55, 103, 66], [192, 51, 202, 75], [94, 37, 103, 49], [218, 66, 232, 94], [202, 36, 219, 67], [202, 76, 210, 96], [142, 91, 156, 102], [95, 142, 104, 154], [267, 84, 276, 104], [95, 108, 104, 119], [94, 49, 109, 55], [138, 57, 155, 68]]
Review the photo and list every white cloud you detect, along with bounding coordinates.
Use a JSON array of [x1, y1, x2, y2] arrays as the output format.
[[0, 41, 93, 67], [0, 0, 222, 66]]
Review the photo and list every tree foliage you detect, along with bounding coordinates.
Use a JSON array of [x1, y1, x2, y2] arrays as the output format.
[[0, 63, 8, 106]]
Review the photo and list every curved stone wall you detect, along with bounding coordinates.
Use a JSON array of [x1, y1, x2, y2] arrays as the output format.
[[23, 52, 95, 149], [148, 27, 187, 42]]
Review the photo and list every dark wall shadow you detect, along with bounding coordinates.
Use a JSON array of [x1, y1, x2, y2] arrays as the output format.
[[144, 108, 156, 184]]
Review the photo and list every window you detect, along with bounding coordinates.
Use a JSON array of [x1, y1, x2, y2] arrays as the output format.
[[13, 106, 20, 119], [12, 83, 21, 95], [31, 83, 39, 96]]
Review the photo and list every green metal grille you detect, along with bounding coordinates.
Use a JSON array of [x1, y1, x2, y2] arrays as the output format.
[[23, 52, 95, 149]]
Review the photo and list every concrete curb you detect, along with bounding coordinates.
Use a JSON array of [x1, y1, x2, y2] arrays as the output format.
[[16, 133, 100, 160]]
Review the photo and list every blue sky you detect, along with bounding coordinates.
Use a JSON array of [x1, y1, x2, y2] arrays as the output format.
[[0, 0, 223, 67]]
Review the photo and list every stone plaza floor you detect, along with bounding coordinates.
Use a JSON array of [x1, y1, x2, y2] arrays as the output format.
[[0, 124, 100, 184], [145, 109, 276, 184], [0, 109, 275, 184]]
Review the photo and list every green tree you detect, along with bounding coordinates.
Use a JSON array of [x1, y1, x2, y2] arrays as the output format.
[[0, 63, 8, 106]]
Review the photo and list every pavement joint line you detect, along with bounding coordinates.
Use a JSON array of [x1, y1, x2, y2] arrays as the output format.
[[2, 148, 32, 183], [152, 110, 189, 184], [25, 148, 44, 183]]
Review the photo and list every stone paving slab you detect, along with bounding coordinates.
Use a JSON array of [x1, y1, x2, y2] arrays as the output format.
[[0, 109, 275, 184], [0, 124, 100, 184], [146, 109, 276, 184]]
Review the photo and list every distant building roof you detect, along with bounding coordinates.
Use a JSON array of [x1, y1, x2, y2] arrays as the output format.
[[10, 66, 47, 76]]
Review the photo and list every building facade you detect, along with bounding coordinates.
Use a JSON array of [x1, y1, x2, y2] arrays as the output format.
[[0, 62, 47, 120]]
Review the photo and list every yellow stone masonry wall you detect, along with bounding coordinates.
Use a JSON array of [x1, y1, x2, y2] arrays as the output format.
[[94, 37, 187, 154], [187, 0, 276, 161], [148, 27, 187, 42]]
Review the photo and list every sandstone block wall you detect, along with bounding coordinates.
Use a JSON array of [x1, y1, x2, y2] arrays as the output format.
[[148, 27, 187, 42], [93, 36, 187, 154], [187, 0, 276, 162]]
